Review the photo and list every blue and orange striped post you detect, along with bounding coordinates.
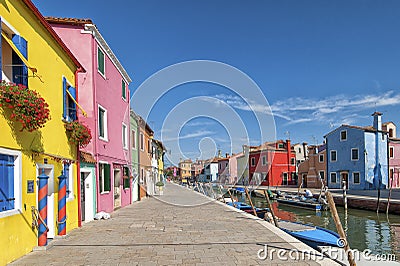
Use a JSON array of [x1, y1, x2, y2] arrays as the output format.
[[58, 170, 67, 235], [38, 169, 49, 246]]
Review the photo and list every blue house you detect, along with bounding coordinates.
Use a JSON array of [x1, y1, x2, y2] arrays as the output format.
[[325, 112, 388, 190]]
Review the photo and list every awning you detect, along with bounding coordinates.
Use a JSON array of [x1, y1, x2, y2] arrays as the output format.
[[66, 89, 87, 117], [1, 31, 37, 73]]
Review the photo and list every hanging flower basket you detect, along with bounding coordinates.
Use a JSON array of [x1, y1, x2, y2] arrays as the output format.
[[0, 81, 50, 131], [64, 121, 92, 148]]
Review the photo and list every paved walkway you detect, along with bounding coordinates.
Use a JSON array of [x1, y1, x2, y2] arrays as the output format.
[[11, 183, 336, 265]]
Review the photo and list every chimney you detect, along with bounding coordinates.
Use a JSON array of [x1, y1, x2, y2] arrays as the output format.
[[218, 149, 221, 158], [286, 139, 291, 152], [372, 112, 382, 131], [225, 153, 229, 158]]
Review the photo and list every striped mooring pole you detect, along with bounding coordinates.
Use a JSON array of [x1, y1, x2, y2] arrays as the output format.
[[38, 169, 49, 246], [58, 170, 67, 235]]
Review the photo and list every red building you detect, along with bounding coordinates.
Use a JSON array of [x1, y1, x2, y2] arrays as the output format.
[[249, 140, 296, 186]]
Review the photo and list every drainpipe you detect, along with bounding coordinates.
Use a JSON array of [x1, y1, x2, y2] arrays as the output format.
[[75, 67, 84, 227]]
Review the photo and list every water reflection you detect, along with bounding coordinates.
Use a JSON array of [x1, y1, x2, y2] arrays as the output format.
[[238, 194, 400, 259]]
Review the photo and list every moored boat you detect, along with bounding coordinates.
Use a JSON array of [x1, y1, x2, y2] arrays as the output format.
[[277, 196, 328, 211], [226, 201, 270, 219], [278, 220, 340, 249]]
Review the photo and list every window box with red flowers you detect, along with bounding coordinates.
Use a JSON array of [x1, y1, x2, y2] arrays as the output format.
[[0, 81, 50, 131], [64, 121, 92, 148]]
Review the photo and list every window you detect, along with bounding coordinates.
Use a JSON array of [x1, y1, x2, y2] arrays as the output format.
[[140, 133, 144, 151], [319, 154, 324, 163], [283, 173, 288, 185], [330, 172, 337, 183], [0, 154, 15, 212], [64, 162, 74, 201], [351, 148, 359, 161], [340, 130, 347, 141], [122, 80, 126, 100], [251, 157, 255, 166], [99, 163, 111, 193], [262, 156, 267, 166], [98, 105, 108, 140], [330, 150, 337, 162], [123, 166, 130, 189], [353, 172, 360, 184], [97, 46, 105, 76], [298, 148, 301, 153], [319, 171, 325, 180], [0, 148, 21, 217], [131, 130, 136, 150], [389, 129, 394, 138], [122, 124, 128, 149], [390, 168, 394, 180], [1, 27, 28, 87], [62, 77, 77, 121], [291, 158, 295, 165], [278, 143, 284, 149], [390, 147, 394, 158]]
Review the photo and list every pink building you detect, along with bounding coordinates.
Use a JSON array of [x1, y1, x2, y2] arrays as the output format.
[[228, 153, 243, 184], [384, 122, 400, 189], [47, 18, 132, 215], [218, 155, 229, 183]]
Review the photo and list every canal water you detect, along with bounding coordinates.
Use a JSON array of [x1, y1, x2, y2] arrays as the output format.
[[237, 194, 400, 260]]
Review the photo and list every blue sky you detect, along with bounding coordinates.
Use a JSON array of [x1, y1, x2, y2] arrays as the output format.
[[34, 1, 400, 163]]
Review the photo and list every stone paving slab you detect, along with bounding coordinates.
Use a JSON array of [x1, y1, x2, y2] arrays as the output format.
[[10, 182, 337, 265]]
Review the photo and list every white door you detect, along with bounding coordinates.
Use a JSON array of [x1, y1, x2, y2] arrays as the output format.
[[36, 164, 55, 239], [81, 171, 94, 222]]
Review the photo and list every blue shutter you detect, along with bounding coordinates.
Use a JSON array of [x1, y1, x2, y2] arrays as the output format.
[[0, 155, 14, 212], [68, 86, 77, 120], [62, 77, 67, 120], [0, 155, 6, 211], [11, 34, 28, 87], [64, 163, 70, 198]]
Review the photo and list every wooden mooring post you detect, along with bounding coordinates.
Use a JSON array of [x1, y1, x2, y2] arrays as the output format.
[[262, 189, 278, 227], [386, 176, 394, 214], [326, 191, 356, 266], [244, 187, 258, 217]]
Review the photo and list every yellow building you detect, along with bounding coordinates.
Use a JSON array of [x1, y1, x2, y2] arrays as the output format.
[[154, 140, 165, 182], [179, 159, 192, 181], [0, 0, 84, 264]]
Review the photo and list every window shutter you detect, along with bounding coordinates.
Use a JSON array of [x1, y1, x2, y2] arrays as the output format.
[[0, 155, 14, 211], [97, 48, 104, 75], [0, 155, 7, 211], [6, 156, 14, 210], [62, 77, 67, 119], [11, 34, 28, 87], [64, 163, 70, 197], [122, 81, 126, 99], [68, 86, 77, 120], [104, 164, 111, 191]]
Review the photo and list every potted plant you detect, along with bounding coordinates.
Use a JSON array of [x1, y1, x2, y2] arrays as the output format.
[[64, 120, 92, 148], [156, 181, 164, 195], [0, 81, 50, 131]]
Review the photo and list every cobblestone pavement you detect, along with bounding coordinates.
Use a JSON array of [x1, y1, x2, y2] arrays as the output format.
[[11, 183, 337, 265]]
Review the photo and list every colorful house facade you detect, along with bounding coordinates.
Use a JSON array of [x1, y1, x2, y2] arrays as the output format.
[[298, 144, 327, 188], [325, 112, 388, 190], [138, 115, 154, 199], [249, 140, 296, 186], [385, 122, 400, 189], [47, 17, 133, 213], [130, 111, 140, 202], [0, 0, 84, 263]]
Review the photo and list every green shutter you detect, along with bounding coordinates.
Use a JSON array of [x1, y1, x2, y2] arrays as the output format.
[[97, 47, 104, 75], [104, 164, 111, 191], [122, 81, 126, 99], [99, 109, 104, 138]]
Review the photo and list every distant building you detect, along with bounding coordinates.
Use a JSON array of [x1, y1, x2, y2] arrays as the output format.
[[385, 122, 400, 189], [191, 159, 206, 181], [179, 159, 192, 180], [293, 142, 308, 173], [217, 155, 230, 183], [199, 158, 219, 182], [298, 144, 327, 188], [249, 140, 296, 186], [325, 112, 388, 190]]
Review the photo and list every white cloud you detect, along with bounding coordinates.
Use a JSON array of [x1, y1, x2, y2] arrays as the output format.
[[162, 130, 214, 141]]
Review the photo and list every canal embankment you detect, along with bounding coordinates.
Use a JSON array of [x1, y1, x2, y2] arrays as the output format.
[[11, 182, 337, 265]]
